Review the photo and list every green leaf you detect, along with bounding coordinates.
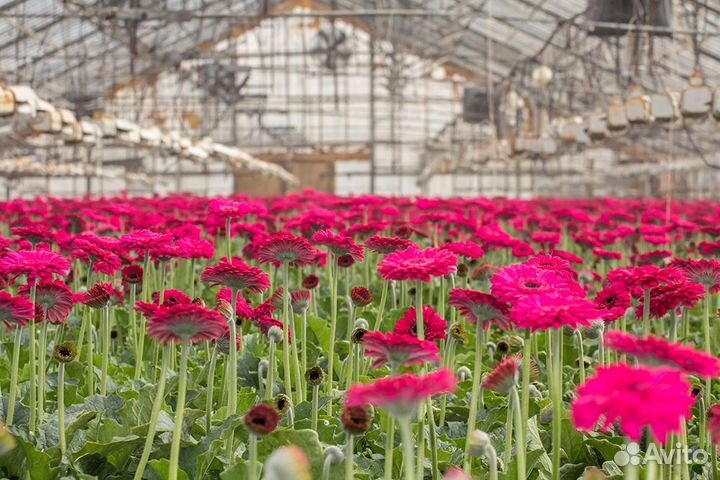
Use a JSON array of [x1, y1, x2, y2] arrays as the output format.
[[147, 459, 189, 480], [0, 436, 60, 480]]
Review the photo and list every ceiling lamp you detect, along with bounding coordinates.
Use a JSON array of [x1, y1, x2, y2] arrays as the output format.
[[650, 91, 679, 123], [531, 65, 553, 89], [680, 71, 712, 120], [587, 111, 608, 140], [625, 85, 652, 124], [607, 95, 629, 134]]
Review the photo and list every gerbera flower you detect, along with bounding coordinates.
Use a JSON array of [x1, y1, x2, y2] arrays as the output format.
[[244, 404, 280, 435], [636, 281, 705, 318], [337, 254, 355, 268], [709, 405, 720, 446], [257, 233, 316, 267], [201, 257, 270, 293], [530, 231, 561, 248], [136, 289, 193, 318], [363, 331, 440, 369], [302, 274, 319, 290], [11, 223, 56, 245], [209, 198, 263, 220], [216, 288, 255, 320], [671, 259, 720, 294], [632, 250, 673, 266], [290, 290, 311, 314], [120, 229, 173, 254], [440, 241, 484, 260], [606, 266, 684, 298], [448, 289, 511, 330], [490, 263, 584, 303], [526, 254, 578, 280], [72, 234, 122, 275], [378, 247, 457, 282], [509, 294, 600, 331], [571, 364, 694, 445], [0, 249, 71, 283], [394, 305, 448, 341], [345, 369, 456, 418], [548, 249, 583, 265], [147, 303, 226, 344], [121, 265, 144, 285], [79, 283, 115, 309], [605, 331, 720, 378], [594, 283, 631, 323], [591, 248, 622, 261], [18, 279, 74, 324], [312, 229, 364, 261], [350, 286, 373, 307], [365, 235, 414, 255], [482, 356, 520, 394], [341, 405, 373, 434], [0, 291, 34, 330], [175, 237, 215, 260]]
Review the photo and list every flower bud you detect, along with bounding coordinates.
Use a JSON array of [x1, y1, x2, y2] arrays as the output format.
[[274, 394, 292, 415], [351, 286, 373, 307], [258, 359, 269, 378], [354, 318, 370, 330], [53, 342, 77, 363], [305, 366, 325, 386], [539, 404, 553, 425], [466, 430, 492, 457], [449, 323, 468, 346], [244, 404, 280, 435], [268, 326, 284, 344], [457, 366, 472, 382], [351, 327, 367, 344], [263, 445, 311, 480], [323, 446, 345, 465], [341, 405, 373, 434]]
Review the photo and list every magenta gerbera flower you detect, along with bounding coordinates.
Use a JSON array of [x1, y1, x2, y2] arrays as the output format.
[[671, 258, 720, 294], [440, 241, 484, 260], [526, 254, 578, 280], [377, 247, 457, 282], [201, 257, 270, 293], [571, 364, 694, 445], [594, 283, 631, 323], [19, 279, 74, 324], [312, 229, 364, 261], [482, 356, 520, 394], [147, 303, 226, 344], [606, 265, 685, 298], [448, 289, 510, 330], [605, 331, 720, 378], [0, 291, 34, 330], [636, 281, 705, 318], [136, 289, 194, 319], [80, 283, 115, 309], [363, 331, 440, 369], [0, 249, 71, 284], [346, 369, 456, 417], [490, 263, 584, 303], [365, 235, 414, 255], [120, 229, 173, 254], [256, 233, 316, 267], [394, 305, 448, 341], [11, 223, 56, 245], [509, 293, 600, 331]]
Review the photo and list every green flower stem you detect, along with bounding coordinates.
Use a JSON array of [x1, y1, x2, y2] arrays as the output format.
[[700, 394, 708, 454], [134, 344, 171, 480], [575, 330, 585, 384], [373, 281, 389, 332], [205, 344, 219, 432], [485, 443, 499, 480], [169, 339, 190, 480], [390, 281, 397, 310], [38, 320, 48, 424], [427, 398, 440, 480], [134, 252, 151, 380], [100, 305, 110, 396], [6, 326, 22, 426], [511, 386, 526, 480], [301, 309, 308, 394], [712, 444, 719, 480], [551, 328, 563, 480], [86, 309, 95, 396], [248, 433, 258, 480], [285, 264, 304, 401], [28, 284, 37, 435], [281, 264, 295, 404], [311, 384, 320, 431], [326, 255, 338, 416], [704, 294, 713, 451], [225, 217, 232, 259], [463, 320, 485, 473], [438, 336, 455, 426], [266, 341, 276, 402], [503, 401, 514, 470], [383, 414, 396, 480], [398, 416, 416, 480], [345, 433, 354, 480], [228, 289, 239, 415], [520, 330, 531, 456], [642, 289, 652, 337], [189, 259, 196, 299], [414, 281, 428, 478], [129, 284, 138, 364], [58, 362, 66, 457]]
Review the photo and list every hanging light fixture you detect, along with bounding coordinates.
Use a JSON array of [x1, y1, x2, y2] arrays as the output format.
[[680, 71, 712, 119], [606, 95, 629, 134], [625, 85, 652, 124]]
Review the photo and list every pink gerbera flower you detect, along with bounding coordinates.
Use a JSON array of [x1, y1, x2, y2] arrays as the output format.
[[509, 293, 600, 331], [448, 289, 510, 330], [490, 263, 584, 303], [11, 223, 56, 245], [290, 290, 312, 314], [394, 305, 448, 341], [201, 257, 270, 293], [363, 331, 440, 369], [605, 331, 720, 378], [346, 369, 456, 417], [18, 279, 74, 324], [378, 247, 457, 282], [482, 356, 520, 394], [571, 364, 694, 445], [440, 241, 485, 260], [526, 254, 578, 280], [256, 233, 316, 267], [147, 303, 226, 344], [80, 283, 115, 309], [72, 235, 122, 275], [636, 281, 705, 318], [671, 259, 720, 294], [120, 229, 173, 254], [594, 283, 631, 323], [0, 249, 71, 283], [606, 266, 684, 298], [0, 291, 34, 330], [365, 235, 414, 255], [175, 237, 215, 260], [312, 229, 364, 261]]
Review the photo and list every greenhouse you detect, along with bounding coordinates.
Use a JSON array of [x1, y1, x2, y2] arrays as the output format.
[[0, 1, 718, 479]]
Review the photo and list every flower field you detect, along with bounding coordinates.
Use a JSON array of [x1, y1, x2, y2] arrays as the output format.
[[0, 192, 719, 480]]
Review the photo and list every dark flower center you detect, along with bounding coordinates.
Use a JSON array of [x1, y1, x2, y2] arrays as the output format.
[[525, 282, 540, 289]]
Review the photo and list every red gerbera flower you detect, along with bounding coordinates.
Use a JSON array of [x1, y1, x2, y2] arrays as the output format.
[[448, 289, 510, 330], [11, 223, 56, 245], [175, 237, 215, 260], [351, 286, 373, 307], [378, 247, 457, 282], [605, 331, 720, 378], [72, 234, 122, 275], [346, 369, 456, 417], [147, 303, 226, 344], [121, 265, 144, 285], [136, 289, 193, 318], [120, 229, 173, 254], [526, 254, 578, 280], [632, 250, 673, 266], [290, 290, 311, 313], [571, 364, 694, 445], [592, 248, 622, 261], [201, 257, 270, 293], [548, 249, 583, 265], [440, 241, 484, 260], [312, 229, 364, 261], [509, 293, 600, 331], [0, 291, 34, 330], [606, 266, 684, 298], [0, 249, 71, 283], [209, 198, 263, 220], [636, 281, 705, 318], [394, 305, 448, 341], [256, 233, 316, 267], [482, 356, 520, 394], [671, 259, 720, 294], [80, 283, 115, 309], [302, 274, 319, 289], [19, 279, 74, 324], [490, 263, 584, 303], [365, 235, 414, 255], [363, 331, 440, 369], [594, 283, 631, 323]]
